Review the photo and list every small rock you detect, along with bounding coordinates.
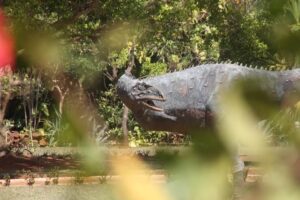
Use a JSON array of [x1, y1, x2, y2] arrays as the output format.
[[39, 138, 48, 147], [32, 132, 43, 140]]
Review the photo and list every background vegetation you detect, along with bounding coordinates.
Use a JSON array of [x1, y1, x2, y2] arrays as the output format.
[[0, 0, 299, 147], [2, 1, 300, 200]]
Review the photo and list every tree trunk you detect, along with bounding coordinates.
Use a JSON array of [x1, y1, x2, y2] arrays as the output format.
[[121, 44, 135, 146], [0, 74, 14, 148], [52, 85, 68, 114], [121, 106, 129, 145], [0, 92, 10, 123]]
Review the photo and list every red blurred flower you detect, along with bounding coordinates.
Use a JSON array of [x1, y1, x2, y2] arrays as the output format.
[[0, 9, 15, 75]]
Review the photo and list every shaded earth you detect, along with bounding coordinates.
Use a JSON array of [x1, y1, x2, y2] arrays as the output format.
[[0, 153, 81, 178]]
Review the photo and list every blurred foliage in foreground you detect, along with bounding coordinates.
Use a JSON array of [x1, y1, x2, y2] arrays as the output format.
[[105, 79, 300, 200], [58, 82, 300, 200], [1, 1, 300, 200], [0, 0, 300, 146]]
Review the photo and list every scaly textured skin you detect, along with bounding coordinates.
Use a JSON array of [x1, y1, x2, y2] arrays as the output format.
[[117, 63, 300, 133]]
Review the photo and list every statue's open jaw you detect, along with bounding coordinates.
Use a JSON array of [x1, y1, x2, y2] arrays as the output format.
[[139, 96, 165, 112], [131, 81, 166, 112]]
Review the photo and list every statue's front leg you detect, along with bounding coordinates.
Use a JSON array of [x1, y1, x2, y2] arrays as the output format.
[[232, 154, 245, 200]]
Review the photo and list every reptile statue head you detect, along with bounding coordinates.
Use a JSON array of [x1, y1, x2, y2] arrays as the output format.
[[117, 74, 166, 113], [116, 72, 207, 133]]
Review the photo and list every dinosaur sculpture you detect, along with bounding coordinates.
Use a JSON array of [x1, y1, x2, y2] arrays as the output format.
[[116, 63, 300, 177], [117, 63, 300, 130]]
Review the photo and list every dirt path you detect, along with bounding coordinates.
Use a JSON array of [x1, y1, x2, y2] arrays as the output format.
[[0, 154, 80, 175]]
